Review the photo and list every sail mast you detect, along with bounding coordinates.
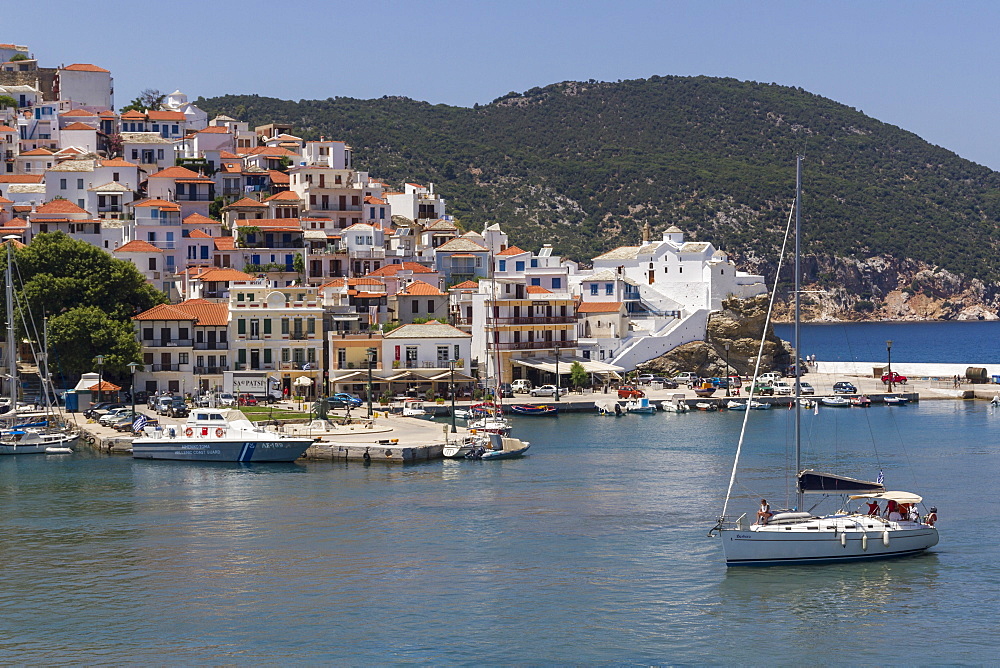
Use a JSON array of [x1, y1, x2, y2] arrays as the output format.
[[794, 156, 803, 511], [5, 239, 15, 410]]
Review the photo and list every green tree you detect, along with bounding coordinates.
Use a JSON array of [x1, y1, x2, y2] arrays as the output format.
[[293, 252, 305, 281], [47, 306, 142, 379], [11, 232, 166, 323], [9, 54, 28, 62], [119, 88, 165, 114], [0, 95, 16, 109], [569, 361, 589, 389]]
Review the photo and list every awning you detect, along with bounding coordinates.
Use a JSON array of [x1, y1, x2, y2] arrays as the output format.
[[424, 370, 476, 382], [330, 371, 363, 382], [512, 356, 625, 374], [849, 491, 924, 504]]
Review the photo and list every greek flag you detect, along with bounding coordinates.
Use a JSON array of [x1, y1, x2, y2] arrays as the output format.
[[876, 469, 884, 485], [132, 414, 148, 434]]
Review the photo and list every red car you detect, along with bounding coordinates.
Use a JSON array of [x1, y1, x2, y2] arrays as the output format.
[[881, 372, 907, 385], [617, 386, 645, 399], [237, 393, 258, 406]]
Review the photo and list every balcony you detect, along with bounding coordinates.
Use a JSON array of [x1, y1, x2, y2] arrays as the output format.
[[487, 316, 576, 326], [493, 340, 576, 351], [287, 333, 312, 340], [150, 364, 182, 372], [175, 193, 214, 202], [193, 365, 229, 374], [193, 342, 229, 350], [234, 363, 277, 371], [149, 339, 193, 347], [349, 249, 385, 259]]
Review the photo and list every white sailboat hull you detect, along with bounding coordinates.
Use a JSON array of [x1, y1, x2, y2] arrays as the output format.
[[720, 516, 938, 566]]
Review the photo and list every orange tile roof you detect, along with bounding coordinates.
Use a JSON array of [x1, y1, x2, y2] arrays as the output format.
[[219, 151, 241, 159], [268, 170, 290, 184], [526, 285, 552, 294], [233, 218, 302, 230], [214, 237, 236, 251], [131, 198, 181, 211], [148, 166, 201, 179], [35, 199, 88, 215], [576, 301, 622, 313], [62, 122, 95, 131], [0, 124, 16, 132], [115, 239, 162, 253], [225, 197, 267, 208], [401, 280, 445, 296], [134, 299, 230, 326], [198, 126, 231, 134], [192, 267, 254, 283], [100, 158, 138, 167], [99, 110, 116, 117], [120, 110, 146, 120], [183, 213, 218, 225], [188, 229, 212, 239], [146, 111, 185, 121], [243, 146, 298, 157], [263, 191, 302, 202], [496, 246, 528, 257], [364, 195, 386, 205], [319, 278, 347, 289], [347, 277, 384, 286], [450, 280, 479, 290], [0, 195, 11, 204], [367, 262, 435, 276], [64, 63, 110, 73], [0, 175, 43, 184], [60, 109, 97, 117], [89, 380, 121, 391], [20, 148, 54, 156]]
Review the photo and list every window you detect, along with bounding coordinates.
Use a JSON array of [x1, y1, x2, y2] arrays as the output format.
[[263, 319, 272, 335], [264, 349, 272, 363], [411, 300, 419, 314], [281, 318, 289, 334], [307, 318, 315, 334], [237, 319, 246, 335], [131, 149, 138, 160], [77, 178, 84, 189], [605, 283, 614, 295], [530, 278, 540, 286], [515, 261, 525, 272], [427, 300, 435, 313], [59, 178, 66, 189], [157, 149, 164, 160], [148, 258, 156, 270], [590, 284, 598, 296], [178, 353, 189, 365], [552, 277, 561, 289], [498, 260, 506, 272], [113, 172, 119, 182], [142, 328, 153, 340], [530, 259, 538, 268]]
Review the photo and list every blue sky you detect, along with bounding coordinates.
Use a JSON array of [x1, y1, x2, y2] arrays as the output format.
[[10, 0, 1000, 169]]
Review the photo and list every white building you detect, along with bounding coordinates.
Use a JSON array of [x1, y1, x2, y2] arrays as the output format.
[[56, 64, 114, 111]]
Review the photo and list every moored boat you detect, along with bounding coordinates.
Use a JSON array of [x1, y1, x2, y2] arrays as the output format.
[[624, 397, 656, 413], [400, 399, 434, 419], [509, 404, 558, 416], [819, 396, 850, 407], [467, 433, 530, 460], [131, 409, 314, 462], [661, 394, 689, 412], [883, 395, 909, 405], [850, 395, 872, 407]]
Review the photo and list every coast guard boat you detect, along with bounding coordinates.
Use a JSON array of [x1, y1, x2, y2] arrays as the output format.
[[132, 409, 314, 462]]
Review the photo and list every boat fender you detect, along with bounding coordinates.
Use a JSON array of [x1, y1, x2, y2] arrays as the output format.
[[215, 428, 224, 437], [184, 427, 193, 437], [168, 428, 175, 438], [363, 447, 371, 463], [882, 530, 890, 547], [861, 533, 868, 551], [840, 532, 847, 547]]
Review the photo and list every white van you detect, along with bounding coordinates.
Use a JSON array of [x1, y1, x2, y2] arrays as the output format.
[[757, 372, 781, 383], [511, 379, 533, 394]]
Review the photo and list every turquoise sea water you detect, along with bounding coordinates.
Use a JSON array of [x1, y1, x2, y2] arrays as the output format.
[[2, 397, 998, 664]]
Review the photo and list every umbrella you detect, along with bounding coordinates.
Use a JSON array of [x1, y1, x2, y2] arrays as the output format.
[[294, 376, 314, 387]]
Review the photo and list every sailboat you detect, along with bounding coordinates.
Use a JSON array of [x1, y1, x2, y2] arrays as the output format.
[[0, 238, 77, 455], [710, 158, 938, 566]]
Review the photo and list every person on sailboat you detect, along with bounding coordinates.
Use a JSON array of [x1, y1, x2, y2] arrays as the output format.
[[756, 499, 772, 526], [925, 507, 938, 526], [866, 500, 880, 517]]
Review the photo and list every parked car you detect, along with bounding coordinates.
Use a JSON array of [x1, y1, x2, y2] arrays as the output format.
[[772, 380, 794, 395], [881, 372, 907, 385], [752, 382, 775, 396], [237, 393, 258, 407], [98, 407, 132, 426], [155, 396, 186, 416], [168, 400, 189, 418], [758, 372, 781, 383], [330, 392, 363, 408], [649, 376, 678, 389], [637, 374, 656, 384], [799, 381, 816, 395], [511, 379, 533, 394], [85, 401, 123, 419], [217, 393, 237, 407], [114, 415, 157, 432], [617, 385, 645, 399], [673, 372, 698, 384], [530, 385, 563, 398], [133, 390, 149, 404], [832, 381, 857, 394]]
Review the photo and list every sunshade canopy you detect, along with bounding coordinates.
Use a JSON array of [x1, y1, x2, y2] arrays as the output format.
[[849, 491, 924, 504]]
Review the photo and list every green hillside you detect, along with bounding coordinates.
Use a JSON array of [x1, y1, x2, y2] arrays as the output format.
[[197, 76, 1000, 285]]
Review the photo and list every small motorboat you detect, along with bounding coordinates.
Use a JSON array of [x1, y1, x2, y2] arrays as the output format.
[[468, 416, 511, 435], [727, 400, 747, 411], [850, 395, 872, 407], [693, 383, 717, 398], [467, 433, 530, 460], [661, 394, 690, 413], [749, 400, 771, 410], [443, 434, 489, 459], [883, 395, 909, 405], [597, 402, 624, 416], [453, 408, 473, 420], [695, 402, 718, 412], [400, 399, 434, 420], [509, 404, 558, 416], [624, 397, 657, 413], [819, 396, 850, 407]]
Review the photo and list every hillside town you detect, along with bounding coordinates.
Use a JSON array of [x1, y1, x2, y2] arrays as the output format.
[[0, 43, 766, 400]]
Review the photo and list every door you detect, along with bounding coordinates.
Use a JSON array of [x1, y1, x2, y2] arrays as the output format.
[[250, 349, 260, 369]]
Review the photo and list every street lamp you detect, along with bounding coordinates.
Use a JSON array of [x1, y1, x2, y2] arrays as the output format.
[[94, 354, 105, 405], [555, 346, 561, 402], [127, 361, 141, 422], [724, 342, 731, 397], [886, 340, 893, 393], [366, 347, 376, 418], [449, 359, 457, 433]]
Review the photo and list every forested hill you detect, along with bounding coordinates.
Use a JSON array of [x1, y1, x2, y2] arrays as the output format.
[[198, 76, 1000, 318]]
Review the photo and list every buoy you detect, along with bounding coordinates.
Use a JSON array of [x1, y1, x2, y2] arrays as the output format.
[[861, 533, 868, 551], [184, 427, 193, 437], [840, 532, 847, 547], [215, 428, 224, 437], [883, 530, 890, 547]]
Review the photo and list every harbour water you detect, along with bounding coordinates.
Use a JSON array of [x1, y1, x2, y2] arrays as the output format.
[[3, 397, 999, 663]]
